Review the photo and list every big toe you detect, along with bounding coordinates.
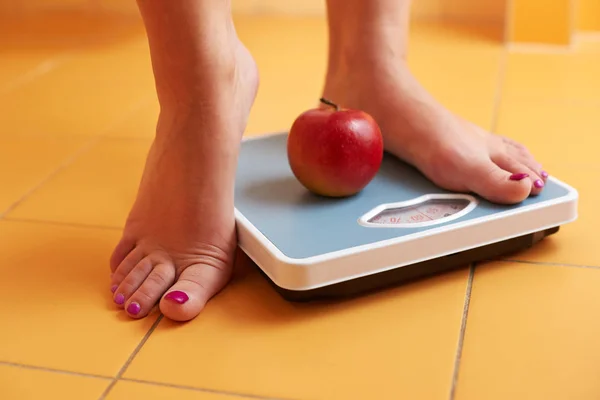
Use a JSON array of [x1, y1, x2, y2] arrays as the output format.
[[466, 158, 533, 204], [159, 262, 232, 322]]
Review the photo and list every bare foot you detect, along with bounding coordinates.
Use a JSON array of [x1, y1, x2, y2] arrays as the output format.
[[322, 57, 547, 205], [109, 40, 259, 321]]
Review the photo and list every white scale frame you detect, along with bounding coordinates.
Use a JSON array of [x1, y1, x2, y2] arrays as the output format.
[[235, 134, 579, 293]]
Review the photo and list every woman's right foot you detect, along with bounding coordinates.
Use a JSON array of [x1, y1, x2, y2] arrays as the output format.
[[321, 0, 547, 205], [322, 57, 547, 205], [109, 39, 259, 322]]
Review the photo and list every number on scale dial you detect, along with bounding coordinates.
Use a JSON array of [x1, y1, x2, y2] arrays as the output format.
[[368, 199, 469, 225]]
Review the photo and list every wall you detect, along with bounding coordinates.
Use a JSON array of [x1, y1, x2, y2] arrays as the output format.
[[3, 0, 598, 45], [231, 0, 507, 22], [0, 0, 507, 23], [577, 0, 600, 31], [507, 0, 573, 45]]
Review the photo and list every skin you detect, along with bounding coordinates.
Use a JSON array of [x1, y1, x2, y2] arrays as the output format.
[[109, 0, 547, 321]]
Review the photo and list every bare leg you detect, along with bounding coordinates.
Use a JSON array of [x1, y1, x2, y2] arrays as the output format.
[[322, 0, 547, 204], [109, 0, 259, 321]]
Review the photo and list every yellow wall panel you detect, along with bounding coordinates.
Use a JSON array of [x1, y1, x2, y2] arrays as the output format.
[[0, 0, 505, 22], [232, 0, 324, 15], [577, 0, 600, 31], [231, 0, 506, 21], [508, 0, 573, 45], [423, 0, 506, 21]]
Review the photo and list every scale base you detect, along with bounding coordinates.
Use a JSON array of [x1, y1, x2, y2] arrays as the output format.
[[259, 226, 559, 302], [235, 132, 577, 303]]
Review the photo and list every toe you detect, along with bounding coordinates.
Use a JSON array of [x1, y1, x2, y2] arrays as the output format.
[[110, 247, 145, 293], [502, 137, 548, 181], [492, 153, 545, 195], [125, 262, 176, 318], [465, 157, 532, 204], [112, 256, 154, 308], [110, 237, 136, 272], [160, 262, 233, 322]]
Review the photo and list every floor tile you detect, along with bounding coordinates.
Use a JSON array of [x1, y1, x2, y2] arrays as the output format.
[[0, 9, 145, 53], [0, 221, 158, 375], [495, 99, 600, 165], [2, 12, 600, 400], [104, 98, 159, 139], [502, 166, 600, 267], [0, 364, 109, 400], [0, 136, 90, 215], [503, 50, 600, 102], [234, 16, 328, 136], [575, 36, 600, 54], [107, 380, 255, 400], [0, 34, 154, 138], [408, 25, 501, 129], [454, 261, 600, 400], [235, 17, 501, 135], [0, 52, 60, 94], [7, 138, 151, 227], [123, 256, 469, 400], [408, 20, 505, 48]]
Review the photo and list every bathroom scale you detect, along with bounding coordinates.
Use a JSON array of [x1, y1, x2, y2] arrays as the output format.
[[234, 132, 579, 301]]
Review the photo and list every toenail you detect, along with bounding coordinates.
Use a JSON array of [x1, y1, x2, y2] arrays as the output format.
[[164, 291, 189, 304], [114, 293, 125, 305], [127, 302, 141, 315], [541, 171, 549, 179], [509, 173, 529, 181], [110, 285, 118, 293], [534, 179, 544, 189]]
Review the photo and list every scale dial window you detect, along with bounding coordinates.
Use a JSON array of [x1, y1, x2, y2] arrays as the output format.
[[359, 195, 477, 228]]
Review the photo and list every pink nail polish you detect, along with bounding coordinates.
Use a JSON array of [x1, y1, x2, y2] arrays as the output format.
[[509, 173, 529, 181], [127, 302, 141, 315], [164, 291, 189, 304], [110, 285, 118, 293], [114, 293, 125, 305], [541, 171, 549, 179], [534, 179, 544, 189]]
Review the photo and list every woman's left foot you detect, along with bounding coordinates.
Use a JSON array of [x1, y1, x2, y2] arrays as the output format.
[[322, 56, 547, 205]]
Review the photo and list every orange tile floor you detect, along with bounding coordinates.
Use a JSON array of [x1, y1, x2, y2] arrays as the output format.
[[1, 10, 600, 400]]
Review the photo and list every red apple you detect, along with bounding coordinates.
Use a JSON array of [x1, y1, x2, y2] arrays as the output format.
[[287, 98, 384, 197]]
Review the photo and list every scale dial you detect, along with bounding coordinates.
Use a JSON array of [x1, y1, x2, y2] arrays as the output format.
[[360, 195, 477, 228]]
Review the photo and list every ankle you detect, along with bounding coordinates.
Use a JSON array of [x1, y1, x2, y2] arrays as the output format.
[[155, 40, 242, 106], [327, 32, 408, 81], [154, 41, 258, 146], [139, 0, 242, 109], [325, 0, 410, 75]]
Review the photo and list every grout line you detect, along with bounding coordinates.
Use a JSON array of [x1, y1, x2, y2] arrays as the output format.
[[98, 314, 164, 400], [119, 378, 298, 400], [490, 47, 507, 133], [0, 360, 112, 380], [8, 214, 600, 272], [0, 56, 66, 96], [99, 95, 157, 140], [501, 258, 600, 270], [0, 93, 152, 220], [0, 136, 102, 219], [0, 322, 297, 400], [448, 264, 474, 400], [2, 217, 124, 231]]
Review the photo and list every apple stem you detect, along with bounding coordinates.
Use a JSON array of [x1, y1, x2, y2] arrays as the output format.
[[319, 97, 339, 111]]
